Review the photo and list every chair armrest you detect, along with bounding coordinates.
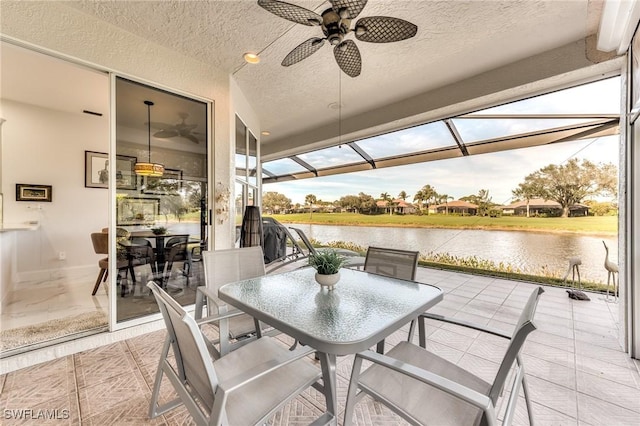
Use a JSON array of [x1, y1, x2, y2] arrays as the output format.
[[196, 286, 226, 311], [195, 309, 247, 327], [420, 313, 511, 339], [357, 349, 494, 412], [217, 344, 317, 393]]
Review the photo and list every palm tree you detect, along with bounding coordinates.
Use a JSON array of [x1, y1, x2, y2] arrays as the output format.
[[305, 194, 317, 219], [512, 183, 536, 217], [398, 190, 409, 200], [380, 192, 392, 215], [437, 193, 451, 214], [414, 185, 437, 214]]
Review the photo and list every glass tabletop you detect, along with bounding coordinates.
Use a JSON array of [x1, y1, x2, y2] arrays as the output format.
[[219, 267, 443, 355]]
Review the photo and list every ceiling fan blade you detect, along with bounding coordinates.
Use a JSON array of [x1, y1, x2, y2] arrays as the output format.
[[330, 0, 368, 19], [154, 130, 179, 138], [184, 134, 200, 144], [282, 37, 326, 66], [354, 16, 417, 43], [334, 40, 361, 77], [149, 121, 177, 131], [179, 123, 198, 131], [258, 0, 322, 26]]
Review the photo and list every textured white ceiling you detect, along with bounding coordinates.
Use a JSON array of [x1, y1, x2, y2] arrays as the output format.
[[57, 1, 604, 156]]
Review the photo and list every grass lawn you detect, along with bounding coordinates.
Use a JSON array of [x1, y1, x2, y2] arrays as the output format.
[[266, 212, 617, 235]]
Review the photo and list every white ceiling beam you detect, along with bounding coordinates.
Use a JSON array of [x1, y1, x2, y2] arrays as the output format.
[[597, 0, 640, 54]]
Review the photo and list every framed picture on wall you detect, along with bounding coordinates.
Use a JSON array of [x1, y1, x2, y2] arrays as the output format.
[[116, 197, 159, 225], [85, 151, 109, 188], [16, 184, 52, 202], [85, 151, 138, 190], [141, 168, 182, 195], [116, 155, 137, 190]]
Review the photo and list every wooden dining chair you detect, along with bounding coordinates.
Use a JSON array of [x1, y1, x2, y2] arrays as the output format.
[[90, 232, 142, 296]]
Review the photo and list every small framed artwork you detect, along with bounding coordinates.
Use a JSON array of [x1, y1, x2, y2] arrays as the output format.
[[16, 184, 52, 202], [115, 155, 137, 190], [142, 168, 182, 195], [85, 151, 109, 189], [116, 196, 160, 225]]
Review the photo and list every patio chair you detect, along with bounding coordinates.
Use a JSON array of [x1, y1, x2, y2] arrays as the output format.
[[363, 246, 419, 353], [146, 281, 322, 425], [194, 246, 268, 358], [288, 226, 366, 268], [344, 286, 544, 426]]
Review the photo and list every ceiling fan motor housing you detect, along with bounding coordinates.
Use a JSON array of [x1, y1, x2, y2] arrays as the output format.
[[322, 8, 350, 45]]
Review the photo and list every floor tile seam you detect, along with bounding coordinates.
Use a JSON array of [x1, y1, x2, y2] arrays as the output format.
[[572, 360, 640, 389], [575, 366, 640, 396], [572, 335, 625, 352], [521, 346, 576, 370], [574, 388, 640, 414]]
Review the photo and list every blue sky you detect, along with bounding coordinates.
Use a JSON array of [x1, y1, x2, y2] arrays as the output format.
[[263, 77, 620, 206]]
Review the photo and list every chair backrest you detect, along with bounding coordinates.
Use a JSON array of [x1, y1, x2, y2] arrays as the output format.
[[147, 281, 219, 410], [91, 232, 109, 255], [202, 246, 266, 303], [289, 227, 318, 256], [364, 246, 419, 281], [165, 235, 188, 248], [488, 286, 544, 403]]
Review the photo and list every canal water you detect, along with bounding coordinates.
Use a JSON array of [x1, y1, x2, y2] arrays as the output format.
[[287, 223, 618, 284]]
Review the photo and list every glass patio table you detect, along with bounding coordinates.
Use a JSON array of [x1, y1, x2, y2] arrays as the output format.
[[218, 267, 443, 422]]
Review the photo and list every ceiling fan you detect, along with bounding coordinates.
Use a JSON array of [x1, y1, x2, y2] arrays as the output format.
[[150, 112, 201, 144], [257, 0, 418, 77]]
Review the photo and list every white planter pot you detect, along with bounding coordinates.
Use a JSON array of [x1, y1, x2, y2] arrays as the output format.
[[315, 272, 340, 290]]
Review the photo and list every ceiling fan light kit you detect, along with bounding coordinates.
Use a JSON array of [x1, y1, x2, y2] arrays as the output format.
[[135, 100, 165, 177], [257, 0, 418, 77]]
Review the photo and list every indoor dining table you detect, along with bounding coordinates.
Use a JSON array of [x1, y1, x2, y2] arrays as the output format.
[[218, 267, 443, 423], [129, 231, 189, 266]]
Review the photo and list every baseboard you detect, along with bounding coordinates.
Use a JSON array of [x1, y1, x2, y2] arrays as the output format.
[[13, 265, 95, 283]]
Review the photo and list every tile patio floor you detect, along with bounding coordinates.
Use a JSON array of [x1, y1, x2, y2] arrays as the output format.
[[1, 268, 639, 425]]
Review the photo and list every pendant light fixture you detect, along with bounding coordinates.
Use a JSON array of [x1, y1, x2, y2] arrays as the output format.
[[134, 100, 164, 177]]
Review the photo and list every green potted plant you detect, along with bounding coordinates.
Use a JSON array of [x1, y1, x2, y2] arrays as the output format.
[[309, 249, 347, 290], [151, 226, 167, 235]]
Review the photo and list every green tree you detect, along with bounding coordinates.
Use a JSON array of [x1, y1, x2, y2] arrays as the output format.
[[436, 193, 452, 214], [398, 190, 409, 200], [379, 192, 392, 215], [461, 189, 493, 216], [305, 194, 317, 219], [339, 195, 361, 212], [512, 181, 538, 217], [262, 191, 292, 213], [413, 185, 437, 213], [357, 192, 376, 214], [517, 158, 617, 218]]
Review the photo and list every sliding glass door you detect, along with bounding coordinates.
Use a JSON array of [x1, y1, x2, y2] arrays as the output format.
[[114, 77, 209, 322]]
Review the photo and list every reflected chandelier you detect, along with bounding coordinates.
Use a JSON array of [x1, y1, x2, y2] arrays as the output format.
[[135, 100, 164, 177]]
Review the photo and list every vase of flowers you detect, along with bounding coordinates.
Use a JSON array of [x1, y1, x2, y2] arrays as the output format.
[[309, 249, 347, 290]]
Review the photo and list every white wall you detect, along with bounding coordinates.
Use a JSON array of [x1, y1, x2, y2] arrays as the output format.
[[1, 99, 109, 279], [0, 0, 238, 249]]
